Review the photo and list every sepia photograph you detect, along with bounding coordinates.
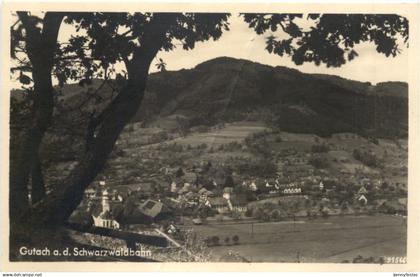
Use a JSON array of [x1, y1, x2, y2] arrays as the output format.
[[1, 1, 420, 272]]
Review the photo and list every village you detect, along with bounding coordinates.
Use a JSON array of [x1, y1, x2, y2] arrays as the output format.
[[65, 120, 407, 262], [73, 168, 407, 230]]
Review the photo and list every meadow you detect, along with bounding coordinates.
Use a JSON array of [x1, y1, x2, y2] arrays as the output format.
[[184, 215, 406, 263]]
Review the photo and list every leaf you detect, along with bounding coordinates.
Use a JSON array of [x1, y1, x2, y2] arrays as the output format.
[[19, 74, 31, 85]]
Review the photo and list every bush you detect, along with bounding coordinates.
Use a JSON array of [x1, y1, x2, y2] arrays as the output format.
[[369, 137, 379, 145], [270, 210, 281, 221], [244, 209, 253, 217], [224, 237, 230, 245], [353, 149, 382, 168], [199, 143, 208, 149], [212, 236, 220, 246]]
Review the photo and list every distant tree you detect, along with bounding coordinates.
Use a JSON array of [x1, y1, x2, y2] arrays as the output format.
[[353, 149, 381, 168], [270, 209, 281, 221], [224, 175, 234, 187], [244, 209, 253, 217], [232, 235, 240, 245], [212, 236, 220, 246], [155, 58, 167, 72], [311, 143, 329, 153], [224, 237, 230, 245], [369, 137, 379, 145], [175, 167, 184, 178]]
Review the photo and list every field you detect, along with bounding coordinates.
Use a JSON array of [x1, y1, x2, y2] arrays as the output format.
[[154, 121, 267, 147], [183, 215, 406, 263]]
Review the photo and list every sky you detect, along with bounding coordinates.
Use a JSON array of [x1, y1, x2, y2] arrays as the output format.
[[13, 13, 409, 86], [150, 14, 409, 84]]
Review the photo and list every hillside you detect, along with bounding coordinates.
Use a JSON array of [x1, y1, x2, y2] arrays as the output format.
[[136, 57, 408, 138], [11, 57, 408, 139], [9, 57, 409, 190]]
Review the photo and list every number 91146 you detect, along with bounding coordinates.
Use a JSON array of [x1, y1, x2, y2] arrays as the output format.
[[385, 256, 407, 264]]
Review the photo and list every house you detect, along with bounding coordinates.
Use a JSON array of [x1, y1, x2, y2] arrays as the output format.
[[166, 224, 178, 234], [84, 187, 97, 199], [170, 181, 178, 193], [93, 210, 120, 229], [208, 197, 230, 214], [181, 172, 197, 184], [113, 184, 142, 198], [117, 198, 173, 225], [249, 181, 258, 191], [140, 200, 170, 219], [184, 191, 198, 200], [198, 187, 209, 195], [283, 187, 302, 195], [192, 218, 203, 225], [357, 194, 368, 205], [178, 182, 195, 195], [198, 188, 214, 203], [398, 197, 408, 206], [319, 181, 324, 191], [357, 186, 368, 195]]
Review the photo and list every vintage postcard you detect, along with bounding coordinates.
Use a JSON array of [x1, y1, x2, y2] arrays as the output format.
[[1, 1, 419, 272]]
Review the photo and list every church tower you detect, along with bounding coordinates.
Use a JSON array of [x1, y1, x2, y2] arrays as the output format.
[[102, 188, 110, 213]]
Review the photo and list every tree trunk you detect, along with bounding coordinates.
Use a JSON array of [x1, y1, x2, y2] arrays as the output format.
[[10, 12, 64, 221], [31, 153, 46, 204], [26, 13, 178, 227]]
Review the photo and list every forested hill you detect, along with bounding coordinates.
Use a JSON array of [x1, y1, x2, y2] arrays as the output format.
[[136, 57, 408, 138], [11, 56, 409, 139]]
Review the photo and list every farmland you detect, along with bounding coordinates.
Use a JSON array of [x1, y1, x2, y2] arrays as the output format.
[[184, 215, 406, 263], [148, 121, 268, 148]]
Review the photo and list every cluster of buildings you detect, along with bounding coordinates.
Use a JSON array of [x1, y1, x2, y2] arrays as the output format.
[[71, 166, 407, 231], [71, 181, 173, 230]]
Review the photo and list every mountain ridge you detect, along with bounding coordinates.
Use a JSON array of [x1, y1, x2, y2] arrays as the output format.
[[135, 56, 407, 138], [10, 56, 409, 139]]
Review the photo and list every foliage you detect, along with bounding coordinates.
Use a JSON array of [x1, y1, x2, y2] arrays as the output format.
[[242, 14, 408, 67], [311, 143, 329, 153], [232, 235, 239, 245], [170, 229, 212, 262], [234, 158, 277, 177], [353, 149, 382, 168], [308, 155, 329, 169], [155, 58, 167, 72]]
